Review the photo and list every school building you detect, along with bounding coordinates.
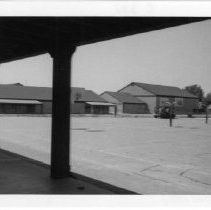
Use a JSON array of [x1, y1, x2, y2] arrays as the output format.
[[118, 82, 199, 114], [0, 83, 113, 114]]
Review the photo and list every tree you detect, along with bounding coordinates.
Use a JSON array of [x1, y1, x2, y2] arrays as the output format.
[[205, 92, 211, 105], [185, 84, 204, 100]]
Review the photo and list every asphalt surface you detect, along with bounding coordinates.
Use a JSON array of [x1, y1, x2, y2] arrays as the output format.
[[0, 116, 210, 194]]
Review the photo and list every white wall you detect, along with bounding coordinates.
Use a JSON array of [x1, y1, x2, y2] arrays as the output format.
[[119, 84, 156, 113], [136, 96, 156, 113], [101, 92, 122, 114], [101, 92, 119, 104]]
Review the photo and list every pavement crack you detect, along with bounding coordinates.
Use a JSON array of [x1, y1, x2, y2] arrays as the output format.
[[139, 164, 161, 172], [196, 153, 211, 157], [180, 168, 211, 186], [179, 168, 191, 176], [182, 175, 211, 186], [133, 172, 169, 184]]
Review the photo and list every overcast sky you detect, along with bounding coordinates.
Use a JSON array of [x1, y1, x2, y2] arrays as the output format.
[[0, 19, 211, 95]]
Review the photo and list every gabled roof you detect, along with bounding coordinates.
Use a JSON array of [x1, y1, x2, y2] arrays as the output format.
[[181, 89, 198, 98], [131, 82, 182, 97], [0, 99, 42, 104], [72, 88, 106, 103], [0, 17, 207, 64], [103, 91, 146, 104], [0, 84, 106, 102], [0, 84, 52, 100], [121, 82, 199, 98]]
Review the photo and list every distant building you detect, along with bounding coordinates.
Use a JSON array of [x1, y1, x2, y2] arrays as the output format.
[[207, 105, 211, 114], [0, 83, 49, 114], [0, 84, 113, 114], [71, 88, 114, 114], [100, 91, 148, 114], [118, 82, 199, 114]]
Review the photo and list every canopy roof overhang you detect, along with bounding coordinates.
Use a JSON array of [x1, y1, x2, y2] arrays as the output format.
[[86, 102, 115, 106], [0, 17, 209, 64]]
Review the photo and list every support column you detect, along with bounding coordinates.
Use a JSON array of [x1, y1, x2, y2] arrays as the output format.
[[114, 105, 117, 117], [206, 106, 208, 124], [91, 106, 94, 114], [169, 104, 173, 127], [50, 43, 76, 178]]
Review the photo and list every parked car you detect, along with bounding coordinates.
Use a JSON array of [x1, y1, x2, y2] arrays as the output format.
[[193, 101, 207, 114]]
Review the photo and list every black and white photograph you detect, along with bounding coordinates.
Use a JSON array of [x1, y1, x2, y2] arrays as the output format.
[[0, 0, 211, 209]]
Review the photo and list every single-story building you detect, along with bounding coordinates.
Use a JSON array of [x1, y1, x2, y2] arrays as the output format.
[[71, 88, 114, 114], [207, 105, 211, 114], [0, 83, 113, 114], [100, 91, 148, 114], [0, 83, 50, 114], [118, 82, 199, 114]]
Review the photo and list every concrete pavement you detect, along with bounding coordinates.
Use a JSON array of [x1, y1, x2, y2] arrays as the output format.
[[0, 148, 136, 194]]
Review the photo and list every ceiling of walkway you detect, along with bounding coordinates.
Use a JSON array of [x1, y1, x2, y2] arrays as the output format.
[[0, 17, 208, 63]]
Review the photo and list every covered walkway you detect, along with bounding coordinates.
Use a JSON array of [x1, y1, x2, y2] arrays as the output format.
[[0, 17, 208, 192], [0, 148, 135, 194]]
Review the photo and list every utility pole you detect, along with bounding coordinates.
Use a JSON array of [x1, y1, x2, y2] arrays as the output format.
[[169, 102, 175, 127], [114, 105, 117, 117], [169, 104, 173, 127], [205, 106, 208, 124]]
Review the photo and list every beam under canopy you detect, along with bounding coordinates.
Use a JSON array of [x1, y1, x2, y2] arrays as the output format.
[[0, 17, 209, 64]]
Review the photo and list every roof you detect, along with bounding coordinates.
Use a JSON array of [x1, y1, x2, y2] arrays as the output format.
[[103, 91, 146, 104], [0, 17, 208, 64], [0, 84, 106, 102], [129, 82, 198, 98], [0, 99, 42, 104], [72, 88, 107, 103], [131, 82, 182, 97], [0, 84, 52, 100]]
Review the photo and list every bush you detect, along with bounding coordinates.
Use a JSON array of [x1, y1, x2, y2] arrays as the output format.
[[187, 113, 192, 118]]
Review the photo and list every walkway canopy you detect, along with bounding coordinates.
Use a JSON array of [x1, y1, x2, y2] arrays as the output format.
[[0, 17, 208, 178], [0, 17, 208, 64], [86, 102, 115, 106]]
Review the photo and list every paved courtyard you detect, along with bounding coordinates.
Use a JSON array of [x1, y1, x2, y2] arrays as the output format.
[[0, 116, 210, 194]]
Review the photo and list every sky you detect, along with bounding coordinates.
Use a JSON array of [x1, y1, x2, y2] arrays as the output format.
[[0, 19, 211, 95]]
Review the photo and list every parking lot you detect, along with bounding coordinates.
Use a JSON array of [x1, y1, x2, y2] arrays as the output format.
[[0, 116, 210, 194]]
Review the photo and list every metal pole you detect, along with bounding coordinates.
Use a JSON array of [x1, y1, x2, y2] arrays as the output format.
[[114, 105, 117, 117], [206, 106, 208, 124], [169, 104, 173, 127]]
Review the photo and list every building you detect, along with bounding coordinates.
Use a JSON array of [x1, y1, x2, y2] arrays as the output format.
[[118, 82, 199, 114], [0, 84, 112, 114], [71, 88, 114, 114], [0, 83, 49, 114], [100, 91, 148, 114]]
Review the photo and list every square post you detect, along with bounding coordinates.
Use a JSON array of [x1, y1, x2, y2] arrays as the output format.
[[206, 106, 208, 124], [49, 43, 76, 178], [169, 107, 172, 127], [114, 105, 117, 117], [90, 105, 94, 114]]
